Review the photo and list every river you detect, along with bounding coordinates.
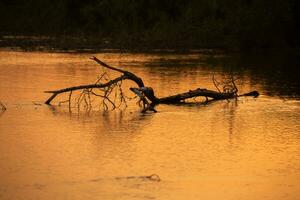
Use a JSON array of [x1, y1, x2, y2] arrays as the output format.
[[0, 50, 299, 200]]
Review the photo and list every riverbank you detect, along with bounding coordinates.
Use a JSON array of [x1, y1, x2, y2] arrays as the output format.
[[1, 35, 300, 56], [0, 35, 225, 53]]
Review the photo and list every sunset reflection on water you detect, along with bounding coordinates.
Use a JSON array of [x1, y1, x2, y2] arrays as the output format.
[[0, 51, 299, 200]]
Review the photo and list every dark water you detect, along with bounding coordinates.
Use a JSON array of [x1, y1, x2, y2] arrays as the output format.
[[0, 50, 299, 200]]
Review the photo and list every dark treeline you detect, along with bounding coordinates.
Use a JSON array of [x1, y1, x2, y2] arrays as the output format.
[[0, 0, 299, 50]]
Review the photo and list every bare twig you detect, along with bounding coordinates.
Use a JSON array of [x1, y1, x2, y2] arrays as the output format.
[[231, 75, 239, 94], [212, 74, 222, 93]]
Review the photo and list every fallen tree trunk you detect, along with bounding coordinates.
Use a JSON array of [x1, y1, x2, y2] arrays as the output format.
[[45, 57, 259, 112], [159, 88, 235, 103]]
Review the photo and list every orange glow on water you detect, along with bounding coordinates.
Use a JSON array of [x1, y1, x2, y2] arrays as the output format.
[[0, 51, 299, 199]]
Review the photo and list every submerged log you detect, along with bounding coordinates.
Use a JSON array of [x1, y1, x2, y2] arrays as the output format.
[[44, 57, 259, 112], [159, 88, 235, 103]]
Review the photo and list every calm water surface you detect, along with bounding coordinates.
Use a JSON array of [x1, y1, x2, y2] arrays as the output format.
[[0, 50, 299, 200]]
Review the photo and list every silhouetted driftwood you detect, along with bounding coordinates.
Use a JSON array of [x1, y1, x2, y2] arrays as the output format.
[[45, 57, 259, 112]]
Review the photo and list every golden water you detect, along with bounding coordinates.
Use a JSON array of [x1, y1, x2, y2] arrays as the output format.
[[0, 51, 299, 200]]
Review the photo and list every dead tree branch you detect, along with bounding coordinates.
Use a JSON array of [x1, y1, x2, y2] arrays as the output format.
[[158, 88, 236, 103], [44, 57, 259, 112]]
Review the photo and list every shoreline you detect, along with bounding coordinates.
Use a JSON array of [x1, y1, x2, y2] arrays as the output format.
[[0, 35, 299, 54], [0, 35, 222, 54]]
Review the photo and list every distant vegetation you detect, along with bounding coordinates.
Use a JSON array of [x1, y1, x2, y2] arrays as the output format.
[[0, 0, 299, 50]]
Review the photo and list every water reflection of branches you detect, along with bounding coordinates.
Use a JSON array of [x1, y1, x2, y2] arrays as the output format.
[[209, 99, 238, 137], [47, 105, 153, 134], [227, 99, 238, 135]]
